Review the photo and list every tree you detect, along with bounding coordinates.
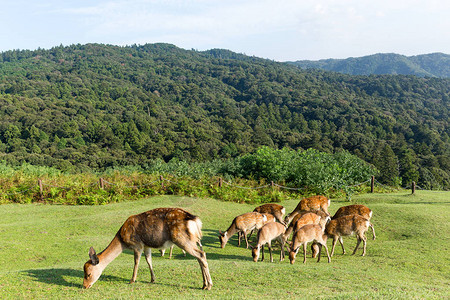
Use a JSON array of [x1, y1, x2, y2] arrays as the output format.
[[373, 144, 400, 185]]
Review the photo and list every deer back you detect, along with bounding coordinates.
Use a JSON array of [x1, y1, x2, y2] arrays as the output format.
[[235, 212, 268, 231], [289, 195, 330, 217], [299, 195, 330, 213], [120, 207, 199, 249], [332, 204, 372, 220], [253, 203, 286, 222], [292, 212, 321, 232]]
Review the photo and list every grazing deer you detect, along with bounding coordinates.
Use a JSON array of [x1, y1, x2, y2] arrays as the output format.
[[332, 204, 373, 220], [283, 211, 330, 241], [285, 195, 330, 225], [288, 224, 331, 264], [219, 212, 273, 249], [83, 207, 213, 290], [253, 203, 286, 225], [252, 222, 287, 263], [310, 206, 372, 259], [325, 214, 376, 257]]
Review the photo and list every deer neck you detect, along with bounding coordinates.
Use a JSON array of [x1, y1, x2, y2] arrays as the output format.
[[97, 233, 125, 268], [226, 222, 239, 238], [287, 211, 299, 224]]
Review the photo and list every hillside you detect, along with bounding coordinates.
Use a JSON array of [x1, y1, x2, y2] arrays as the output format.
[[0, 44, 449, 189], [288, 53, 450, 78]]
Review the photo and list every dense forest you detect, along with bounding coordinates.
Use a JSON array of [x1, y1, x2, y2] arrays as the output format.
[[289, 53, 450, 78], [0, 43, 448, 189]]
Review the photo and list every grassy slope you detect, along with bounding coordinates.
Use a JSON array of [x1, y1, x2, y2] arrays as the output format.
[[0, 191, 449, 299]]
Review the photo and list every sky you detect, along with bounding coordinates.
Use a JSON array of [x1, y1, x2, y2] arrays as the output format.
[[0, 0, 449, 61]]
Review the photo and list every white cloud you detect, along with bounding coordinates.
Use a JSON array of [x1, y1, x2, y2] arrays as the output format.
[[1, 0, 449, 59]]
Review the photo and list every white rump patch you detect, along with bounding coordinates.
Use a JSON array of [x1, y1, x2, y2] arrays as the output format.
[[262, 214, 267, 222], [187, 220, 200, 237], [369, 211, 373, 218], [281, 208, 286, 215]]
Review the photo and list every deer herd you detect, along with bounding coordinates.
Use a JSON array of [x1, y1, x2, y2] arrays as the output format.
[[83, 196, 375, 290]]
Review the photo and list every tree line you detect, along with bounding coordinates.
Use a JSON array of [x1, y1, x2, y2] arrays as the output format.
[[0, 43, 448, 189]]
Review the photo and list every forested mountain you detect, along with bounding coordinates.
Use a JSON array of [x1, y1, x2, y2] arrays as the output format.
[[0, 44, 449, 189], [288, 53, 450, 78]]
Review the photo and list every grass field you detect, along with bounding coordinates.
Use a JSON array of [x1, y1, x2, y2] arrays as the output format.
[[0, 191, 449, 299]]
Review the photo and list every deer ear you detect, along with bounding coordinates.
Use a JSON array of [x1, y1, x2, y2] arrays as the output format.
[[89, 247, 99, 265]]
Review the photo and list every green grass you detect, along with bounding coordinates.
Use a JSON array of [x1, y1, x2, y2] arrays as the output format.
[[0, 191, 449, 299]]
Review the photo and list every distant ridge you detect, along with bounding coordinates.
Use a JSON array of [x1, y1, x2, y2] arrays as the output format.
[[287, 53, 450, 78]]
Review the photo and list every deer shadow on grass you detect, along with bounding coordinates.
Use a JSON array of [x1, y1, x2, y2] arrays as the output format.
[[22, 268, 193, 290], [22, 268, 126, 288]]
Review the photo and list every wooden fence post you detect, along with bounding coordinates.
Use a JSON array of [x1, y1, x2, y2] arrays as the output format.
[[218, 177, 223, 188], [411, 181, 416, 195], [38, 179, 43, 201], [99, 178, 104, 189], [371, 176, 375, 193], [160, 175, 165, 189]]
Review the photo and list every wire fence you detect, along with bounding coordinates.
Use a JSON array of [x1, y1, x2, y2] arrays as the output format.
[[1, 175, 431, 201]]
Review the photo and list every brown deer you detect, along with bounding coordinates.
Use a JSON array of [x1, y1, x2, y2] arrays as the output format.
[[219, 212, 274, 249], [332, 204, 373, 220], [82, 207, 213, 290], [252, 222, 287, 263], [283, 211, 330, 241], [285, 195, 330, 225], [253, 203, 286, 225], [310, 205, 372, 259], [288, 224, 331, 264], [325, 214, 376, 257]]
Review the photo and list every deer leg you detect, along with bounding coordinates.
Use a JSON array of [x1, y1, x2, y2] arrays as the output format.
[[320, 241, 331, 263], [353, 233, 367, 256], [261, 245, 265, 262], [169, 245, 174, 259], [143, 247, 156, 283], [180, 242, 213, 290], [370, 223, 376, 240], [362, 235, 367, 256], [331, 236, 338, 257], [279, 238, 285, 261], [311, 242, 320, 258], [303, 243, 308, 263], [243, 230, 250, 249], [268, 242, 273, 263], [130, 248, 142, 284], [247, 229, 254, 241], [317, 243, 322, 262], [238, 231, 242, 246], [338, 236, 346, 255], [352, 236, 361, 255]]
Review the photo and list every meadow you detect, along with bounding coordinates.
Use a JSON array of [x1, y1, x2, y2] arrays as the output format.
[[0, 191, 448, 299]]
